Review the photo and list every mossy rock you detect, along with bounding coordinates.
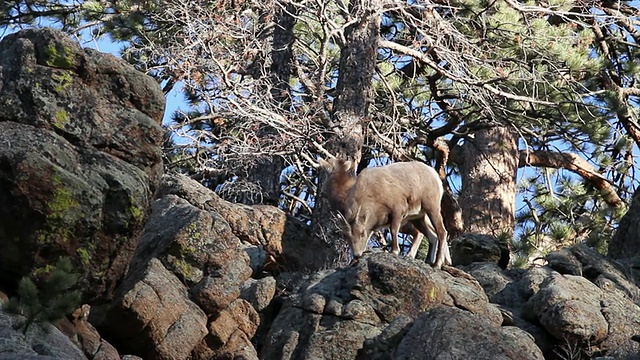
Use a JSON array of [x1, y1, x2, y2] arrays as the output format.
[[43, 43, 77, 69]]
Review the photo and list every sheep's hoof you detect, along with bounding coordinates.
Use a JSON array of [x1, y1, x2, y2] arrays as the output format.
[[349, 257, 360, 266]]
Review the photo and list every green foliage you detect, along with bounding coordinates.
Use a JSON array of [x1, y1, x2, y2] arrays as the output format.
[[3, 257, 82, 334], [76, 247, 90, 266], [515, 168, 626, 261], [511, 255, 530, 269]]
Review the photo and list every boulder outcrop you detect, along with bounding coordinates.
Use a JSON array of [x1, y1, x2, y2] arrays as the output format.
[[0, 28, 164, 299], [261, 252, 531, 360]]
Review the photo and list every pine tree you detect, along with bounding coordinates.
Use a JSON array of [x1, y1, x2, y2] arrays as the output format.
[[4, 257, 82, 334]]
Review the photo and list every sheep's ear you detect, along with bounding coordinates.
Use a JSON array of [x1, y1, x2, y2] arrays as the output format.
[[318, 158, 332, 171], [343, 160, 354, 172], [336, 211, 351, 230]]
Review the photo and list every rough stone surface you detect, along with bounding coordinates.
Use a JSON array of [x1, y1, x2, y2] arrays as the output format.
[[0, 28, 164, 299], [450, 233, 510, 268], [527, 272, 610, 343], [54, 306, 120, 360], [610, 186, 640, 259], [92, 173, 288, 359], [157, 173, 336, 272], [262, 253, 513, 360], [459, 262, 527, 305], [203, 298, 260, 360], [435, 266, 503, 326], [525, 269, 640, 355], [0, 311, 87, 360], [93, 258, 208, 360], [349, 254, 446, 322], [565, 244, 640, 301], [393, 307, 544, 360], [241, 277, 277, 312], [546, 248, 583, 276]]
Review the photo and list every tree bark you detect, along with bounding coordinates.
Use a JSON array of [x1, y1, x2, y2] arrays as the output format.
[[459, 124, 519, 236], [609, 187, 640, 259], [325, 0, 380, 163], [236, 2, 295, 206], [312, 0, 382, 266]]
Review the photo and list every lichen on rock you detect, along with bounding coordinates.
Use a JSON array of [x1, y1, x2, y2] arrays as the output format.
[[0, 28, 165, 300]]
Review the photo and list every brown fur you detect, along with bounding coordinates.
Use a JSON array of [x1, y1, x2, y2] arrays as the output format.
[[321, 159, 357, 215], [319, 158, 451, 268]]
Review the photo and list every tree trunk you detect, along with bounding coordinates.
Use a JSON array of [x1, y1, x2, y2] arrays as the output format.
[[609, 188, 640, 259], [459, 124, 519, 236], [236, 2, 295, 206], [312, 0, 382, 266]]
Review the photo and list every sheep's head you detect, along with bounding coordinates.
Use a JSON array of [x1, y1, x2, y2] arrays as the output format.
[[318, 157, 354, 175], [348, 223, 368, 258], [347, 206, 369, 258], [319, 157, 357, 216]]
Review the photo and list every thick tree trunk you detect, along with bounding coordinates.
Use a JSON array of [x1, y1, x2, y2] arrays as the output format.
[[236, 3, 295, 206], [459, 125, 519, 236], [610, 187, 640, 259], [325, 0, 380, 162], [312, 0, 381, 266]]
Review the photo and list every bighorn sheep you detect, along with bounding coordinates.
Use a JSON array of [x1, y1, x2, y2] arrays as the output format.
[[319, 158, 451, 268]]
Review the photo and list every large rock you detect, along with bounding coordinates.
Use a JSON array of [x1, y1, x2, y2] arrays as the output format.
[[125, 193, 253, 304], [462, 244, 640, 358], [525, 270, 640, 355], [0, 310, 87, 359], [158, 174, 335, 273], [241, 277, 277, 312], [610, 187, 640, 259], [549, 244, 640, 300], [93, 174, 300, 359], [462, 263, 556, 355], [0, 28, 164, 299], [393, 307, 544, 359], [450, 233, 510, 268], [92, 258, 208, 360], [262, 253, 513, 360], [526, 272, 610, 343]]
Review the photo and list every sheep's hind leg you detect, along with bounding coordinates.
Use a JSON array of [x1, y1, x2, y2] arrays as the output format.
[[405, 222, 424, 259], [425, 210, 449, 269], [410, 217, 438, 263]]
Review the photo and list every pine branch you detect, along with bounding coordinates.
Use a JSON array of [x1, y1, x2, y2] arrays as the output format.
[[519, 150, 623, 208], [379, 39, 555, 106]]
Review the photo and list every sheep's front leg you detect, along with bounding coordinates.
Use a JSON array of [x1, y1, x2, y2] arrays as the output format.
[[406, 223, 423, 259], [389, 218, 402, 256]]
